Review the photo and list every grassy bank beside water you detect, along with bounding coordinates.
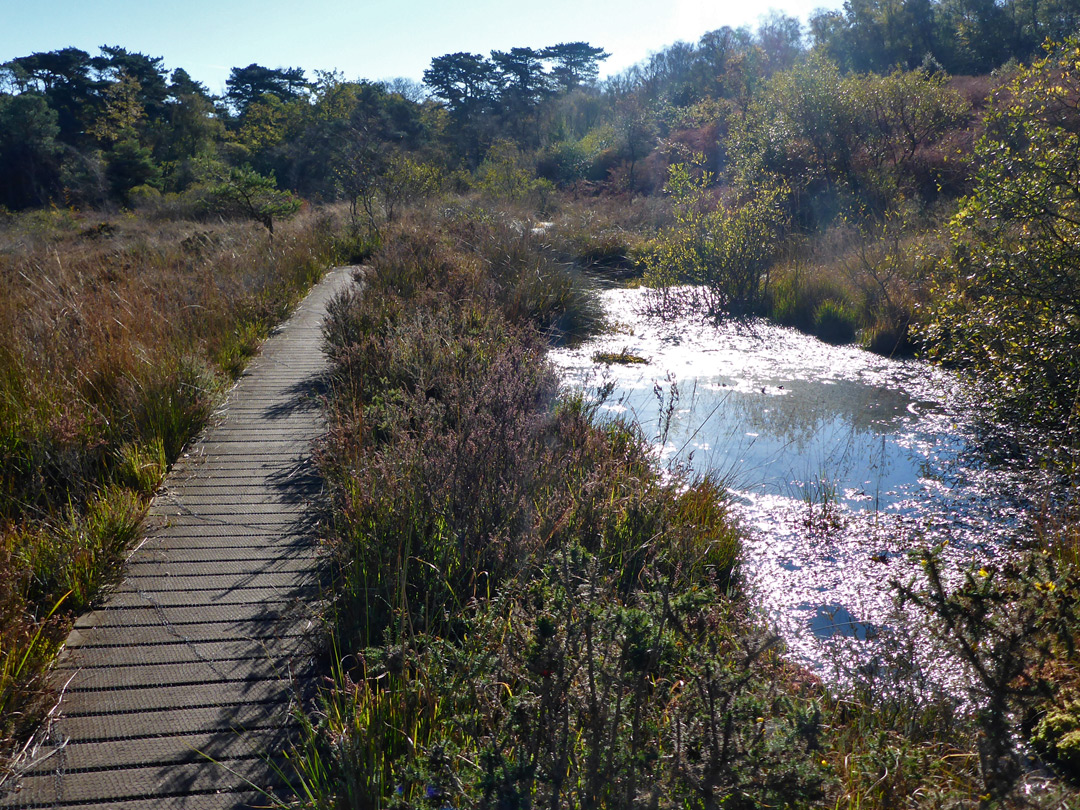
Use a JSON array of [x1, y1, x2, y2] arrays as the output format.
[[295, 205, 1080, 809]]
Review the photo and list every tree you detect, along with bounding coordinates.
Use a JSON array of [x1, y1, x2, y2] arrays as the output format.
[[336, 143, 439, 235], [541, 42, 610, 92], [492, 47, 550, 107], [1006, 0, 1080, 60], [851, 66, 970, 192], [424, 52, 498, 164], [87, 72, 146, 146], [159, 69, 222, 167], [755, 11, 805, 74], [728, 54, 857, 204], [382, 77, 427, 103], [2, 48, 98, 143], [105, 137, 161, 203], [167, 67, 209, 100], [226, 64, 309, 118], [921, 39, 1080, 448], [611, 93, 659, 191], [0, 93, 62, 208], [236, 93, 292, 154], [423, 52, 498, 116], [492, 47, 550, 143], [289, 79, 433, 200], [934, 0, 1013, 73], [92, 46, 169, 124], [205, 162, 302, 237], [807, 0, 943, 72], [637, 40, 706, 105], [698, 26, 758, 101]]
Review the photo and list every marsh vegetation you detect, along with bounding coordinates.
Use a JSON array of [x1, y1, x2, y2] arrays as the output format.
[[2, 9, 1080, 808]]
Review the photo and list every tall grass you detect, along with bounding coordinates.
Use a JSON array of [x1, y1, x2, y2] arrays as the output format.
[[0, 205, 340, 761], [762, 215, 944, 355]]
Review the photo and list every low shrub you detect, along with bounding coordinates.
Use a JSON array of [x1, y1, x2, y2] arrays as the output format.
[[642, 160, 789, 318]]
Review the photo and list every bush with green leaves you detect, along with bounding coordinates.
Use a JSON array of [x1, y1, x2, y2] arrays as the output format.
[[475, 139, 555, 209], [728, 55, 970, 223], [919, 39, 1080, 455], [202, 160, 301, 237], [897, 546, 1080, 797], [335, 144, 442, 237], [642, 158, 789, 317]]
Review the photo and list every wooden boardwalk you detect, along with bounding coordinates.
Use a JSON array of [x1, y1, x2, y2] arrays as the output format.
[[1, 267, 358, 809]]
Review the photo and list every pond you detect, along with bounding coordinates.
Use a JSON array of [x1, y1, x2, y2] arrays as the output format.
[[551, 286, 1048, 680]]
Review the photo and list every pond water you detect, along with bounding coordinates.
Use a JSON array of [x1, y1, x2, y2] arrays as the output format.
[[551, 287, 1048, 678]]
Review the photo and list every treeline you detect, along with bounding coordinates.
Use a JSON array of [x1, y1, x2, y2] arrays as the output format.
[[810, 0, 1080, 74], [3, 0, 1079, 210], [3, 0, 1060, 216], [3, 0, 1074, 214], [0, 42, 610, 213], [0, 46, 429, 212]]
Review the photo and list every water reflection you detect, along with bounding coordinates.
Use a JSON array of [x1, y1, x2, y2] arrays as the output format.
[[551, 287, 1039, 677]]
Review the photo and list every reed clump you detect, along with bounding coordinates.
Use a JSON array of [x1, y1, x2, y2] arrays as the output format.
[[0, 205, 339, 759]]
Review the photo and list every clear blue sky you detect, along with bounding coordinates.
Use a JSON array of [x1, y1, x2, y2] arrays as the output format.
[[2, 0, 843, 94]]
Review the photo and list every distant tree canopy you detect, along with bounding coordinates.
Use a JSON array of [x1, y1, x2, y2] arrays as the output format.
[[225, 64, 310, 117], [0, 45, 445, 210], [423, 41, 609, 114], [810, 0, 1080, 73], [544, 42, 611, 91], [3, 47, 100, 143], [423, 52, 499, 117], [92, 46, 169, 121], [0, 2, 1072, 214], [421, 41, 609, 163]]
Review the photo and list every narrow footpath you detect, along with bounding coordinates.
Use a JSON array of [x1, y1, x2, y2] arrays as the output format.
[[1, 266, 358, 810]]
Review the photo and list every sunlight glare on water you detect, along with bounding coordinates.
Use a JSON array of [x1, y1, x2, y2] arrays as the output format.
[[551, 287, 1039, 676]]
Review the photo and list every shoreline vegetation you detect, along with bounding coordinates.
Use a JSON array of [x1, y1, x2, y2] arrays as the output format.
[[296, 209, 1080, 809], [2, 11, 1080, 808]]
